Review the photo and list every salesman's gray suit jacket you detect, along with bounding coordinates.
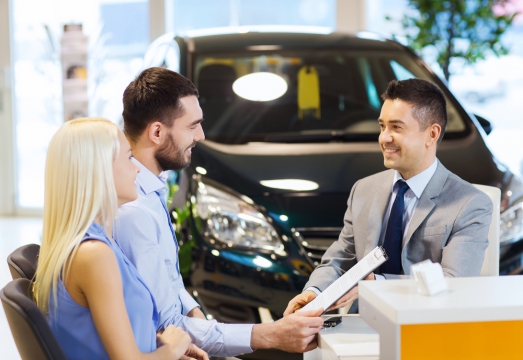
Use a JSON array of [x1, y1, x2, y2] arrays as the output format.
[[305, 161, 493, 292]]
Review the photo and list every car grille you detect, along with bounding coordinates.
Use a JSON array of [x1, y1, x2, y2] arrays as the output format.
[[292, 227, 342, 267]]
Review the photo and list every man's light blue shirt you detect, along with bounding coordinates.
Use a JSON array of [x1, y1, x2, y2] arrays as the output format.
[[113, 158, 253, 357]]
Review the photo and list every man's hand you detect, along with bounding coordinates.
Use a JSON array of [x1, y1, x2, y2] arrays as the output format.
[[187, 307, 206, 320], [251, 308, 324, 353], [156, 325, 192, 359], [283, 290, 317, 316], [181, 344, 209, 360], [327, 272, 375, 311]]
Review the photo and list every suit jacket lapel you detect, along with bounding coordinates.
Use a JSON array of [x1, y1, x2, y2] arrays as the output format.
[[404, 162, 449, 246], [364, 172, 394, 255]]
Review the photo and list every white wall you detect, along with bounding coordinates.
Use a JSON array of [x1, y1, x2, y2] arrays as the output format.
[[0, 0, 16, 215], [150, 0, 166, 43], [336, 0, 367, 33]]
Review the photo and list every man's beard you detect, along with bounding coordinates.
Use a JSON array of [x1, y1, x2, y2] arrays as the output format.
[[155, 133, 194, 171]]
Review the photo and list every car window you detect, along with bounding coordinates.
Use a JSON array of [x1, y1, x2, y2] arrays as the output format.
[[390, 60, 416, 80], [195, 50, 467, 144]]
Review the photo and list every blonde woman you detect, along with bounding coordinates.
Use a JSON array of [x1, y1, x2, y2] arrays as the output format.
[[33, 118, 207, 360]]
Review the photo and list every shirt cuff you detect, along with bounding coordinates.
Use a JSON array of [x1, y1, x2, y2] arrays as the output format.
[[180, 317, 254, 357], [220, 323, 254, 356], [304, 286, 322, 296], [375, 274, 386, 281], [179, 289, 200, 316]]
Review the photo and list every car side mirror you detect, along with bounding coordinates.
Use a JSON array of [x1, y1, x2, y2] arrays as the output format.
[[474, 114, 493, 135]]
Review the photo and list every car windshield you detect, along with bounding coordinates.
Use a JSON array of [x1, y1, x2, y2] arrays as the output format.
[[195, 50, 466, 144]]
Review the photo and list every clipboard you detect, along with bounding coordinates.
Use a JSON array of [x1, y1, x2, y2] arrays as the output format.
[[300, 246, 388, 314]]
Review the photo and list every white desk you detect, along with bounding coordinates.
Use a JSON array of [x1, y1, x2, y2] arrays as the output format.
[[359, 276, 523, 360], [304, 315, 379, 360], [306, 276, 523, 360]]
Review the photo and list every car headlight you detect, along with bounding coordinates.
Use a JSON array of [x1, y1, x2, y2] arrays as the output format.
[[195, 181, 284, 253], [500, 200, 523, 244]]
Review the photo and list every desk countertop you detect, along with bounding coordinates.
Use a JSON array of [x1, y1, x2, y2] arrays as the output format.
[[310, 315, 379, 360], [359, 276, 523, 324]]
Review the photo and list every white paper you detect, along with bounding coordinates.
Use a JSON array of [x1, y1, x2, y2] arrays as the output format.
[[300, 246, 387, 313]]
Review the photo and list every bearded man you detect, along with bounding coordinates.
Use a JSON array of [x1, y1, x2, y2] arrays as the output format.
[[113, 67, 323, 358]]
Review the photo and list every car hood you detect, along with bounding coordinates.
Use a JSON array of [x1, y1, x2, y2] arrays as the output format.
[[190, 135, 507, 228]]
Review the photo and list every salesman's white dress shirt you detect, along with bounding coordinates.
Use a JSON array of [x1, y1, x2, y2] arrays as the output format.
[[307, 159, 438, 290]]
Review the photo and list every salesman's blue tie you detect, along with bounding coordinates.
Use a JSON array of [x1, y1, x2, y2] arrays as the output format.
[[380, 180, 410, 275]]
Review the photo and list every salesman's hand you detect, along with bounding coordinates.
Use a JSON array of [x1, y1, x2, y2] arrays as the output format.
[[251, 308, 324, 353], [187, 307, 206, 320], [283, 290, 317, 316], [327, 272, 375, 311]]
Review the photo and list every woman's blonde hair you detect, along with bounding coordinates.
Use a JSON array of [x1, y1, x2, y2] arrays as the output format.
[[34, 117, 120, 314]]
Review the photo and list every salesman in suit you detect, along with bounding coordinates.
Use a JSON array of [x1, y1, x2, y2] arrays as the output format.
[[284, 78, 493, 315]]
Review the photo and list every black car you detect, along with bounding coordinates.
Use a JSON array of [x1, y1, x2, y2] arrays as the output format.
[[145, 31, 523, 325]]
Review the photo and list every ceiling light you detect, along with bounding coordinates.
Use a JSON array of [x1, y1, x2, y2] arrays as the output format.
[[233, 72, 287, 101], [196, 166, 207, 175], [253, 256, 272, 268], [260, 179, 319, 191]]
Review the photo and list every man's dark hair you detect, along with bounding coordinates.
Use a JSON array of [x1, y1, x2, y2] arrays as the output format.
[[122, 67, 199, 143], [381, 78, 447, 144]]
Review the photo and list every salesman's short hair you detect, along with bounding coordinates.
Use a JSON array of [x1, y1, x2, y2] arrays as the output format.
[[381, 78, 447, 144]]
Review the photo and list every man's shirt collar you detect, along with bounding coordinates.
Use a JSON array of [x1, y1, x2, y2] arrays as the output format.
[[133, 158, 167, 195], [392, 159, 438, 198]]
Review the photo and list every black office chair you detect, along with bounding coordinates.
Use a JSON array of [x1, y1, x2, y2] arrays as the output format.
[[8, 244, 40, 280], [1, 278, 66, 360]]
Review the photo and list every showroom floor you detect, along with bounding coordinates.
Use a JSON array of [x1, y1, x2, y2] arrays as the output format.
[[0, 216, 43, 360]]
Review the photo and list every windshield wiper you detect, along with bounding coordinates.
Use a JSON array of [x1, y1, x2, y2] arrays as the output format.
[[264, 131, 377, 143]]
